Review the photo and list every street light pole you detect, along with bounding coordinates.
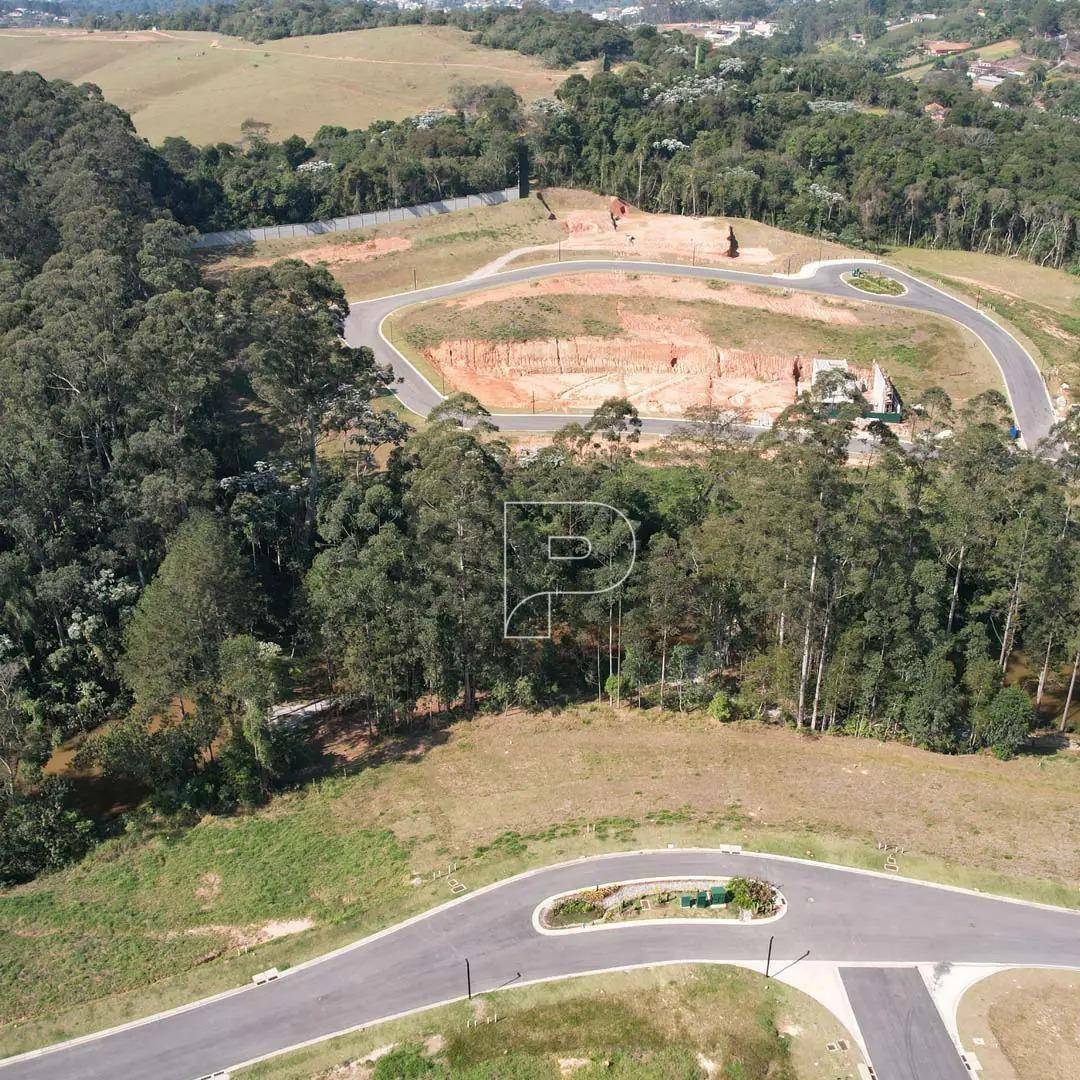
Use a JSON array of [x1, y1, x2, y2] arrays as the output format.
[[466, 958, 472, 999], [765, 935, 773, 978]]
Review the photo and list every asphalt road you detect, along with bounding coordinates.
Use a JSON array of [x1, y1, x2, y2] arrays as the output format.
[[841, 967, 971, 1080], [343, 259, 1057, 449], [4, 851, 1078, 1080]]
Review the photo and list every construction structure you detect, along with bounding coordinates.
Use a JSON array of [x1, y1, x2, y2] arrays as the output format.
[[811, 358, 903, 419]]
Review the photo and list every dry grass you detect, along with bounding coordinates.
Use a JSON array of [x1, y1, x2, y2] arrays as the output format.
[[202, 193, 568, 300], [885, 247, 1080, 404], [238, 965, 863, 1079], [0, 26, 583, 143], [887, 248, 1079, 318], [956, 967, 1080, 1079], [3, 706, 1078, 1057], [351, 707, 1080, 891]]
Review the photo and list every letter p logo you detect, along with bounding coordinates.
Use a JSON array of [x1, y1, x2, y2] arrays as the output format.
[[503, 501, 637, 639]]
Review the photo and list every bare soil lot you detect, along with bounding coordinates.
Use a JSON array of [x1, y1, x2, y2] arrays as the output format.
[[202, 189, 859, 300], [511, 190, 860, 274], [957, 967, 1080, 1079], [391, 270, 1001, 418]]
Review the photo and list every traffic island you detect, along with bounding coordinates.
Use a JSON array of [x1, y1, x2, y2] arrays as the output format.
[[536, 875, 786, 932]]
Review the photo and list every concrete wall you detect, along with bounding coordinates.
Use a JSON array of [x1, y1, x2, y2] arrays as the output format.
[[191, 187, 522, 250]]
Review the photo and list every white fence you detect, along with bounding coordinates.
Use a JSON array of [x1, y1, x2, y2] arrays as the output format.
[[192, 186, 522, 250]]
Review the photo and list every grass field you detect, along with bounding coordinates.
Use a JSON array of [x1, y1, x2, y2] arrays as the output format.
[[886, 247, 1080, 401], [0, 26, 581, 143], [237, 965, 864, 1079], [956, 968, 1080, 1079], [3, 705, 1079, 1056], [203, 193, 569, 300], [388, 270, 1003, 412]]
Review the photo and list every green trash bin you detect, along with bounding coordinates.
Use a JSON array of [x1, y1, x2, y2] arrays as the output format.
[[680, 894, 693, 908], [697, 890, 709, 908], [710, 886, 725, 906]]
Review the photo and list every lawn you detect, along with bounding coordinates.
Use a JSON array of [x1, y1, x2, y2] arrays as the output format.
[[0, 26, 581, 143], [3, 706, 1079, 1056], [237, 965, 862, 1079]]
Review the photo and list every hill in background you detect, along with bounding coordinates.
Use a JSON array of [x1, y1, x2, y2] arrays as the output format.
[[0, 25, 583, 143]]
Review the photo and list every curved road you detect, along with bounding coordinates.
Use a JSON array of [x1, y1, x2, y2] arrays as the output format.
[[3, 850, 1078, 1080], [0, 265, 1063, 1080], [344, 259, 1057, 449]]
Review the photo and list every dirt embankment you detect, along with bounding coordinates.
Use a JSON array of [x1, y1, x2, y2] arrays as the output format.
[[426, 338, 848, 384], [421, 278, 872, 419], [452, 274, 860, 325], [241, 235, 412, 270]]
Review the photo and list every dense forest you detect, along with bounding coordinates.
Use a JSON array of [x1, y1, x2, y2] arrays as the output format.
[[75, 0, 431, 42], [4, 0, 1080, 895], [158, 39, 1079, 267], [59, 1, 1080, 265], [1, 70, 1078, 888], [0, 72, 392, 881]]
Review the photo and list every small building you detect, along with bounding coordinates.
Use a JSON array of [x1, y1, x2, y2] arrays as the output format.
[[923, 101, 949, 123], [924, 40, 972, 56]]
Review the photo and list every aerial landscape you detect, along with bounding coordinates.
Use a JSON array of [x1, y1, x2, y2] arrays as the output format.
[[0, 0, 1078, 1078]]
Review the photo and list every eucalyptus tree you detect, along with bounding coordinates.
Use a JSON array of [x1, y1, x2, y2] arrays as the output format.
[[226, 260, 388, 546]]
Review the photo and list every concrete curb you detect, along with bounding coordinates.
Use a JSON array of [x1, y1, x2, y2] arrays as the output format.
[[530, 876, 787, 935], [3, 845, 1075, 1071]]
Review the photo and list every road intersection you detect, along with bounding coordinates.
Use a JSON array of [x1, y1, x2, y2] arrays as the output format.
[[2, 849, 1077, 1080]]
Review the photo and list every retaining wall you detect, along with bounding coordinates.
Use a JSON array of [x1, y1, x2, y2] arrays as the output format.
[[192, 186, 522, 250]]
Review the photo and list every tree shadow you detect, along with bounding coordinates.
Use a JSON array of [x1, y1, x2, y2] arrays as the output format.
[[1023, 730, 1072, 756]]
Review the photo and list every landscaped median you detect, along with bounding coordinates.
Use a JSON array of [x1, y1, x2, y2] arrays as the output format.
[[535, 876, 785, 932], [841, 270, 907, 296]]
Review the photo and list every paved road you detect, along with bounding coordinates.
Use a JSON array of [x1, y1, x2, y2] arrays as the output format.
[[344, 259, 1057, 449], [842, 967, 970, 1080], [3, 851, 1078, 1080]]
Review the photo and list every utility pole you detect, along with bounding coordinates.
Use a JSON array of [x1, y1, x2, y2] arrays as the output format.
[[412, 267, 417, 291], [466, 958, 472, 999], [765, 935, 774, 978]]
